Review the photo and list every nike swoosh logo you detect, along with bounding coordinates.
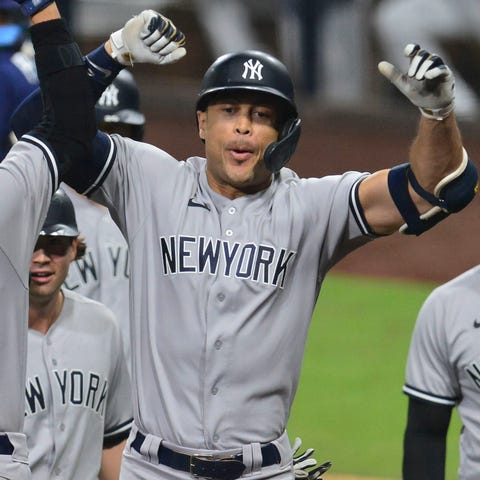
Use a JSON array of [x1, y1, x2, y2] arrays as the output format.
[[188, 198, 211, 211], [474, 320, 480, 328]]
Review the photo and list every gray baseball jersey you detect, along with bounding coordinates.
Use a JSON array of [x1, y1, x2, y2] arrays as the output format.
[[0, 137, 58, 478], [404, 265, 480, 480], [88, 134, 374, 460], [24, 289, 133, 480], [61, 184, 131, 365]]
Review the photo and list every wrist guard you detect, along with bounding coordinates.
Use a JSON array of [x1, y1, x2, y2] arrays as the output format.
[[388, 148, 478, 235]]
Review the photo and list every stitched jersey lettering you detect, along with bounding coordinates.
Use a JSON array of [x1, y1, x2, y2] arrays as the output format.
[[159, 235, 296, 288]]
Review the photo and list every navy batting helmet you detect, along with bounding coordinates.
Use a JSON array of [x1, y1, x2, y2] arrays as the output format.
[[39, 188, 79, 237], [196, 50, 301, 173], [96, 70, 145, 141]]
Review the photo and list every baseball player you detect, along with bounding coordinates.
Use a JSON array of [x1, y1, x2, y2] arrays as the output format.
[[0, 1, 99, 478], [9, 69, 143, 365], [26, 187, 133, 480], [402, 265, 480, 480], [11, 3, 478, 480]]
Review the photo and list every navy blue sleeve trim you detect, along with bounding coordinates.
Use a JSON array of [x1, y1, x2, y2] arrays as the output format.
[[103, 417, 133, 448], [80, 132, 116, 196], [21, 134, 59, 193], [104, 417, 133, 437], [103, 428, 131, 449], [349, 177, 380, 237], [402, 383, 458, 406]]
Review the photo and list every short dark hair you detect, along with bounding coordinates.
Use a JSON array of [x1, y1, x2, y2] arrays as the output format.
[[75, 237, 87, 260]]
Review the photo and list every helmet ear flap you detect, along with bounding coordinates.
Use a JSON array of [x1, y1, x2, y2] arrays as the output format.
[[264, 118, 301, 173]]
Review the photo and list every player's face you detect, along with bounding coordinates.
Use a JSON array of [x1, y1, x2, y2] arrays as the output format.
[[29, 236, 78, 301], [197, 92, 281, 199]]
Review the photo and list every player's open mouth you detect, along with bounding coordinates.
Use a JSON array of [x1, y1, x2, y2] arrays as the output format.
[[30, 272, 54, 283], [228, 146, 255, 163]]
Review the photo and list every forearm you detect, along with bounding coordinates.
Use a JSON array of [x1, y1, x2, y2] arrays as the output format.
[[28, 13, 97, 182], [29, 2, 60, 24], [409, 114, 463, 194], [99, 440, 126, 480], [403, 426, 447, 479], [402, 397, 452, 480], [11, 44, 123, 140]]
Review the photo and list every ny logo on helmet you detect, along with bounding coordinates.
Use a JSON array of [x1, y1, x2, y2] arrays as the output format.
[[98, 84, 120, 108], [242, 59, 264, 80]]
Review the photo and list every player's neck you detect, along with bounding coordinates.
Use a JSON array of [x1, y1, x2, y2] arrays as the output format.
[[205, 170, 272, 200], [29, 290, 64, 334]]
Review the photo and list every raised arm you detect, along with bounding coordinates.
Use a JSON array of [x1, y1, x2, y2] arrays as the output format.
[[11, 0, 97, 188], [358, 44, 477, 236], [11, 10, 186, 138]]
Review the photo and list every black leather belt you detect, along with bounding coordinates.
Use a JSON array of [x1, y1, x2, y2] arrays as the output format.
[[0, 435, 14, 455], [131, 431, 281, 480]]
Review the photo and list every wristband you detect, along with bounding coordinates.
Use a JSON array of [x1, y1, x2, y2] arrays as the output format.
[[419, 101, 455, 121], [18, 0, 55, 17]]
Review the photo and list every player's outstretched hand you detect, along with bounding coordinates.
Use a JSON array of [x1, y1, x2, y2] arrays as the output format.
[[378, 44, 455, 121], [291, 437, 332, 480], [110, 9, 186, 66]]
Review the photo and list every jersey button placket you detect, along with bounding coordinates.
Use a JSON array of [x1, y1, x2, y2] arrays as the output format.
[[223, 203, 237, 238]]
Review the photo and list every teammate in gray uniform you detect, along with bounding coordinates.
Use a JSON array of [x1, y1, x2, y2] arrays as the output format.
[[402, 266, 480, 480], [0, 1, 98, 478], [26, 188, 133, 480], [10, 4, 479, 480]]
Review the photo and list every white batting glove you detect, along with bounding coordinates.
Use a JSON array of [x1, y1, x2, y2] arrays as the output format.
[[110, 10, 186, 66], [378, 44, 455, 120], [291, 437, 332, 480]]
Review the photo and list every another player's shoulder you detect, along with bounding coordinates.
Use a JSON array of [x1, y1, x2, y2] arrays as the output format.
[[1, 140, 56, 191], [62, 289, 118, 330], [430, 265, 480, 302], [418, 266, 480, 333], [3, 137, 45, 160]]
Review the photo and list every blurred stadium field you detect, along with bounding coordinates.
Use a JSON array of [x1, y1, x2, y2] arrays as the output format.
[[287, 273, 462, 479]]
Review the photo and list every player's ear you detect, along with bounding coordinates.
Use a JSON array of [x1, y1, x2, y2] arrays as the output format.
[[70, 238, 79, 262], [197, 110, 206, 141]]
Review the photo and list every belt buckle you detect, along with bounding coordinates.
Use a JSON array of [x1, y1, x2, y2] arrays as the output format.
[[190, 454, 216, 479], [190, 454, 245, 480]]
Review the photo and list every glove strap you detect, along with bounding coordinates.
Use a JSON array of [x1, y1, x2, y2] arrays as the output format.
[[109, 29, 132, 66], [419, 101, 455, 121]]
